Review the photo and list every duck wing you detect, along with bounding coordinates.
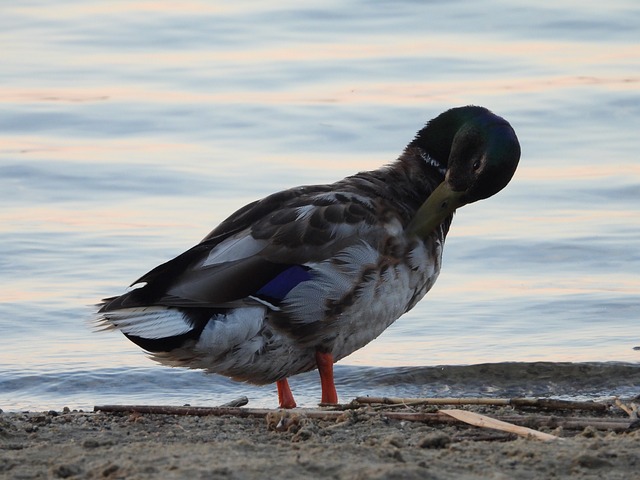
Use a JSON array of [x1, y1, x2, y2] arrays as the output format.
[[99, 181, 395, 316]]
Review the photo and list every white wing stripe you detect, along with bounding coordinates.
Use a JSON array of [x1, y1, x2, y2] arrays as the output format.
[[103, 307, 193, 339], [201, 234, 265, 266]]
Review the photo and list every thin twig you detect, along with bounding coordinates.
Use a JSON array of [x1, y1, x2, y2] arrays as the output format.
[[95, 405, 275, 417], [93, 404, 632, 431], [614, 397, 636, 418], [354, 396, 608, 412], [356, 396, 508, 407]]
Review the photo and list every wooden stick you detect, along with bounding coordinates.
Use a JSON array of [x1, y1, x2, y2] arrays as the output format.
[[93, 404, 631, 431], [356, 396, 508, 406], [440, 409, 560, 441], [509, 398, 608, 412], [354, 396, 608, 412], [357, 411, 630, 432], [614, 398, 636, 418], [95, 405, 277, 417]]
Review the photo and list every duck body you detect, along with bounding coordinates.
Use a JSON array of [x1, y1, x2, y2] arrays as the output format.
[[98, 106, 520, 407], [99, 160, 446, 383]]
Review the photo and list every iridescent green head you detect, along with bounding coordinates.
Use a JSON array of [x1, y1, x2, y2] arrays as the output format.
[[408, 106, 521, 238]]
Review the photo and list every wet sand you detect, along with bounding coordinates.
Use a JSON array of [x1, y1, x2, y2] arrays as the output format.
[[1, 403, 638, 479]]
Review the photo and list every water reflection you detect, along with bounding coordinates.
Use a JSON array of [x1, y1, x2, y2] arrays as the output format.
[[1, 0, 638, 411]]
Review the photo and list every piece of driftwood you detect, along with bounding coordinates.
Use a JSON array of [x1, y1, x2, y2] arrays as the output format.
[[440, 409, 560, 441], [93, 404, 632, 431], [614, 397, 639, 419], [95, 405, 277, 417], [354, 396, 608, 412]]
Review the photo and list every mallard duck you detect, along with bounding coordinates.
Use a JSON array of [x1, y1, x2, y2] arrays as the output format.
[[97, 105, 520, 408]]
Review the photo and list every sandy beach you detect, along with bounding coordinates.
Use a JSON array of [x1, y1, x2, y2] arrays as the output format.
[[1, 400, 638, 480]]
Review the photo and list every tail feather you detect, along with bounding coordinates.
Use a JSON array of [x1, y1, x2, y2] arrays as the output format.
[[100, 306, 193, 339], [97, 303, 219, 353]]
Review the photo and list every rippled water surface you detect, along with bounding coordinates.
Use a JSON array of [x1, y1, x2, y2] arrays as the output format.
[[1, 1, 639, 411]]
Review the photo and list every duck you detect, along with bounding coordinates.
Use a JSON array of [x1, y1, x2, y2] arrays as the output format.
[[97, 105, 520, 409]]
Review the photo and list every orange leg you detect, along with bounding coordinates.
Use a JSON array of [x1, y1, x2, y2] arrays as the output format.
[[315, 350, 338, 405], [276, 378, 297, 409]]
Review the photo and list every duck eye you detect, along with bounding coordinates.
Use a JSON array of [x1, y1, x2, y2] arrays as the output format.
[[472, 160, 481, 171]]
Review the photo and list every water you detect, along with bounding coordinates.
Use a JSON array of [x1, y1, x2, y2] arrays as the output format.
[[1, 1, 639, 411]]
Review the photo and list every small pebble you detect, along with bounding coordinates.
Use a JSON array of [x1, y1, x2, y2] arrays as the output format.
[[102, 464, 119, 476], [579, 426, 598, 438], [383, 434, 405, 448], [52, 464, 82, 478], [292, 427, 314, 442], [573, 454, 613, 469], [83, 439, 100, 449], [418, 432, 451, 449]]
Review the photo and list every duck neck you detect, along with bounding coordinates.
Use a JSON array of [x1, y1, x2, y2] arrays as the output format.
[[384, 145, 446, 210], [341, 146, 447, 229]]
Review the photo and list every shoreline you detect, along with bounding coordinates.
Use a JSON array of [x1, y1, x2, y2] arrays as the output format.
[[1, 402, 639, 479]]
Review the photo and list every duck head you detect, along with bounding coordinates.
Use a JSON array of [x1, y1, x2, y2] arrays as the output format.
[[408, 106, 521, 238]]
